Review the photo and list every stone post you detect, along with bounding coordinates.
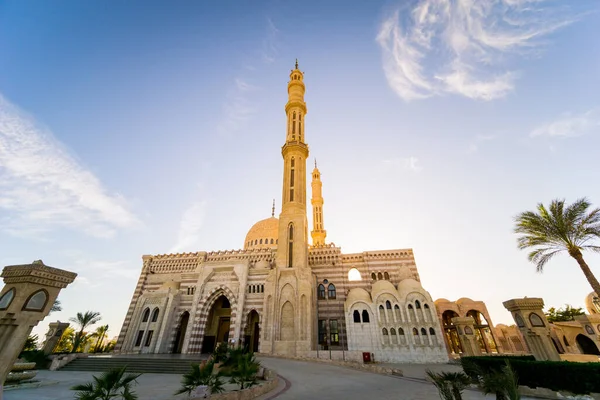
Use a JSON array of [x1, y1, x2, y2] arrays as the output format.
[[451, 317, 482, 356], [41, 321, 70, 355], [0, 260, 76, 397], [503, 298, 560, 361]]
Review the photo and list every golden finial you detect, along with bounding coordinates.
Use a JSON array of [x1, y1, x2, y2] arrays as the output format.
[[295, 59, 298, 69], [272, 199, 275, 217]]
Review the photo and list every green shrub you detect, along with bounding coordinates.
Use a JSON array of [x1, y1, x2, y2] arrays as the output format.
[[19, 350, 50, 369], [461, 356, 600, 395]]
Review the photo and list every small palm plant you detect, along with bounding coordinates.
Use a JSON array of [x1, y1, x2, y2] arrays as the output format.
[[426, 370, 471, 400], [175, 360, 224, 397], [228, 352, 260, 390], [70, 367, 141, 400], [479, 361, 520, 400]]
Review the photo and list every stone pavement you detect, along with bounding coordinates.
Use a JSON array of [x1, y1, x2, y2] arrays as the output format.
[[4, 358, 538, 400], [3, 370, 185, 400]]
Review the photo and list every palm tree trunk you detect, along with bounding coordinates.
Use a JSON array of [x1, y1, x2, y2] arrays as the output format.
[[571, 250, 600, 297]]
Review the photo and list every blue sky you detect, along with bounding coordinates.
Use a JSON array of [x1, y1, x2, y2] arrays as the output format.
[[1, 0, 599, 341]]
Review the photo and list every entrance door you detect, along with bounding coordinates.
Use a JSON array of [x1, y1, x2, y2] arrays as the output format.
[[217, 317, 231, 344], [173, 311, 190, 354]]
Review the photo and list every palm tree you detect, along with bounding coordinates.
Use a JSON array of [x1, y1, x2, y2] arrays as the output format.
[[71, 367, 141, 400], [70, 311, 102, 353], [514, 198, 600, 296], [92, 325, 109, 353]]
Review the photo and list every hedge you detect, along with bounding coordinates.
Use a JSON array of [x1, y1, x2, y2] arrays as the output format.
[[461, 356, 600, 395]]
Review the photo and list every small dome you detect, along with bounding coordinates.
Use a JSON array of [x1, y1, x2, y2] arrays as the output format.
[[244, 217, 279, 250], [346, 288, 372, 306], [585, 292, 599, 314], [397, 278, 424, 296]]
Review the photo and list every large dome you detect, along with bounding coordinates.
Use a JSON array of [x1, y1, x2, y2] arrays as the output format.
[[244, 217, 279, 250]]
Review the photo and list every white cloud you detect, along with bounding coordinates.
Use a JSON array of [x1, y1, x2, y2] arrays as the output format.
[[377, 0, 575, 101], [530, 109, 600, 138], [261, 17, 280, 64], [169, 200, 207, 253], [383, 156, 422, 172], [467, 133, 497, 153], [0, 95, 140, 238]]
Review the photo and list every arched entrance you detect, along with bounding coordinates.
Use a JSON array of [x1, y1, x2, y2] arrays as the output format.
[[466, 310, 498, 354], [442, 310, 463, 354], [201, 295, 231, 354], [244, 310, 260, 353], [173, 311, 189, 354], [576, 334, 600, 355]]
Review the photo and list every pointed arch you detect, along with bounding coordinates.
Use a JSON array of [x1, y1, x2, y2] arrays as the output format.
[[151, 307, 160, 322], [142, 308, 150, 323], [280, 301, 295, 340]]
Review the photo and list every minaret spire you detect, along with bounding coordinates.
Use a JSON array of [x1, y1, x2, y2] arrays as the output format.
[[271, 199, 275, 217], [311, 162, 326, 246], [276, 60, 309, 268]]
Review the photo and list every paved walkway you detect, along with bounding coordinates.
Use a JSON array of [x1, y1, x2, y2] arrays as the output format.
[[4, 358, 538, 400]]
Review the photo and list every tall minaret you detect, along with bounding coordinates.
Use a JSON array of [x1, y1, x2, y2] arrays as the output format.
[[276, 60, 309, 269], [311, 160, 326, 246]]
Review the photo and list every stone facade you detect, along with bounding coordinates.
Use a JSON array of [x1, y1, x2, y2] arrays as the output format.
[[115, 63, 447, 363]]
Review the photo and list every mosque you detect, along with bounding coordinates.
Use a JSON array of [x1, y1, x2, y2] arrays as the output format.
[[113, 62, 450, 363]]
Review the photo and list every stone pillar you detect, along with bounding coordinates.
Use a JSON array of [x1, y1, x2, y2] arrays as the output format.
[[451, 317, 482, 356], [0, 260, 76, 397], [41, 321, 70, 355], [503, 298, 560, 361]]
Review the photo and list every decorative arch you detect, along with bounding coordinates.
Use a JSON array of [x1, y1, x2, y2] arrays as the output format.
[[280, 301, 295, 340], [348, 268, 361, 281], [142, 308, 150, 323], [187, 285, 239, 353], [151, 307, 160, 322], [0, 287, 16, 310], [22, 289, 49, 312]]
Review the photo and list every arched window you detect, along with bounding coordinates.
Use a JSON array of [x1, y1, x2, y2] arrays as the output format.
[[317, 284, 326, 300], [413, 328, 419, 335], [248, 286, 252, 293], [289, 158, 295, 202], [377, 272, 383, 280], [382, 328, 388, 335], [429, 327, 436, 335], [261, 285, 264, 293], [252, 286, 256, 293], [255, 239, 258, 245], [288, 224, 294, 267], [151, 308, 159, 322], [398, 328, 405, 335], [260, 239, 263, 244], [362, 310, 370, 323], [142, 308, 150, 323], [270, 239, 274, 244], [23, 289, 49, 311], [348, 268, 361, 281], [408, 304, 414, 309], [415, 300, 421, 309], [292, 112, 296, 135], [384, 272, 390, 280], [424, 304, 430, 309], [421, 328, 427, 335], [371, 272, 376, 280], [386, 300, 392, 309], [353, 310, 361, 323], [0, 288, 16, 310], [328, 284, 336, 299]]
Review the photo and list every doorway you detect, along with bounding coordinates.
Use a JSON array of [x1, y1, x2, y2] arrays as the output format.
[[201, 295, 232, 353], [244, 310, 260, 353], [173, 311, 189, 354], [576, 334, 600, 355]]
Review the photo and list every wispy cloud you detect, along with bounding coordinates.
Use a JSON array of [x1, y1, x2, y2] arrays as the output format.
[[218, 17, 281, 136], [65, 253, 139, 287], [530, 109, 600, 138], [377, 0, 576, 101], [383, 156, 422, 172], [169, 199, 207, 253], [0, 95, 140, 238], [467, 134, 497, 153], [261, 17, 280, 64]]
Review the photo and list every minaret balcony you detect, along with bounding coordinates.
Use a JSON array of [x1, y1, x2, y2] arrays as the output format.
[[282, 141, 309, 157]]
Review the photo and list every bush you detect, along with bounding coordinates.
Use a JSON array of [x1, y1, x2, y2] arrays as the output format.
[[461, 356, 600, 395], [19, 350, 50, 369]]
